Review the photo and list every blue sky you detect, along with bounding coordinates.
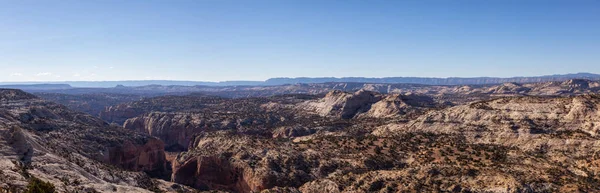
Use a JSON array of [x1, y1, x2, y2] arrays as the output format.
[[1, 0, 598, 81]]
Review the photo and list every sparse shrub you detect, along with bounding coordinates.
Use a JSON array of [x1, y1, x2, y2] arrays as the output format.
[[1, 184, 21, 193], [368, 180, 384, 191], [24, 177, 55, 193], [374, 146, 382, 154], [367, 140, 374, 146], [466, 169, 479, 177]]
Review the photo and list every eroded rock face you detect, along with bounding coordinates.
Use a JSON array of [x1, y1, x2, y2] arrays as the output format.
[[172, 156, 255, 192], [99, 94, 225, 124], [299, 180, 340, 193], [36, 93, 143, 117], [400, 95, 600, 137], [0, 89, 38, 101], [123, 111, 289, 151], [484, 82, 531, 94], [123, 112, 213, 151], [172, 132, 316, 192], [272, 126, 317, 139], [300, 90, 437, 119], [107, 138, 167, 177], [0, 89, 170, 192], [106, 95, 298, 151], [362, 94, 437, 118], [100, 104, 146, 125]]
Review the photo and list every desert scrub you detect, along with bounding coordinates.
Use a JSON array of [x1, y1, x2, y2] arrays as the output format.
[[24, 177, 55, 193]]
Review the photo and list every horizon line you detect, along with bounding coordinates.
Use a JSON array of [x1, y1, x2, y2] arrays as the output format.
[[1, 72, 598, 83]]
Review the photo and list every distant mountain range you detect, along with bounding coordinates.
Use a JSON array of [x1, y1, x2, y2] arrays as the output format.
[[1, 73, 600, 88], [264, 73, 600, 85], [0, 84, 73, 90]]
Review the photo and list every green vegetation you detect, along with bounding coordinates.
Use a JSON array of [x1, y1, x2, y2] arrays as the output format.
[[24, 177, 55, 193]]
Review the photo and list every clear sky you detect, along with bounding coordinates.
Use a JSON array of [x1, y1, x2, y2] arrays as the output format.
[[1, 0, 599, 82]]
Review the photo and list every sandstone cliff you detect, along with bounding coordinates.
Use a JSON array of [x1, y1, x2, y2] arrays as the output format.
[[299, 90, 437, 119], [123, 112, 223, 151], [0, 89, 171, 192], [299, 90, 381, 119], [172, 132, 317, 192]]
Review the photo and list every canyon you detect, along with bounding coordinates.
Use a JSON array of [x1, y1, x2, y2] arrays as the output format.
[[1, 79, 600, 192]]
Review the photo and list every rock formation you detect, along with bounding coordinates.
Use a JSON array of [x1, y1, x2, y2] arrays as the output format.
[[123, 112, 221, 151], [172, 132, 316, 192], [299, 90, 381, 119], [22, 79, 600, 192], [170, 93, 600, 192], [0, 89, 173, 192], [299, 90, 437, 119]]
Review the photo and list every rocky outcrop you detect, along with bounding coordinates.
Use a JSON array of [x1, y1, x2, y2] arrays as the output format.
[[272, 126, 317, 139], [299, 180, 340, 193], [100, 104, 146, 125], [484, 82, 531, 94], [99, 94, 225, 125], [172, 132, 316, 192], [123, 112, 218, 151], [36, 93, 142, 117], [5, 126, 33, 164], [300, 90, 437, 119], [400, 94, 600, 136], [172, 156, 258, 192], [0, 89, 38, 101], [299, 90, 382, 119], [123, 110, 290, 151], [107, 138, 167, 177], [362, 94, 436, 118], [0, 89, 171, 192]]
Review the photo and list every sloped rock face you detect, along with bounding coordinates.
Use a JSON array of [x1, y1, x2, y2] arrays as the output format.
[[0, 89, 38, 101], [299, 90, 382, 119], [107, 95, 297, 151], [37, 93, 143, 117], [100, 104, 147, 125], [402, 95, 600, 136], [485, 82, 531, 94], [0, 89, 169, 192], [172, 156, 255, 192], [172, 132, 317, 192], [336, 90, 382, 119], [561, 79, 592, 89], [300, 90, 437, 119], [107, 138, 167, 177], [123, 111, 290, 151], [362, 94, 436, 118], [4, 126, 33, 164], [299, 179, 340, 193], [523, 79, 600, 96], [99, 94, 224, 125], [272, 126, 317, 139], [123, 112, 218, 151]]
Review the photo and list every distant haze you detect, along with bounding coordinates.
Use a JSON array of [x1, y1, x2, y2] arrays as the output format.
[[1, 73, 599, 88]]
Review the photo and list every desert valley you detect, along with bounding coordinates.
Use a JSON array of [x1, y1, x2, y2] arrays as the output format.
[[1, 77, 600, 192]]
